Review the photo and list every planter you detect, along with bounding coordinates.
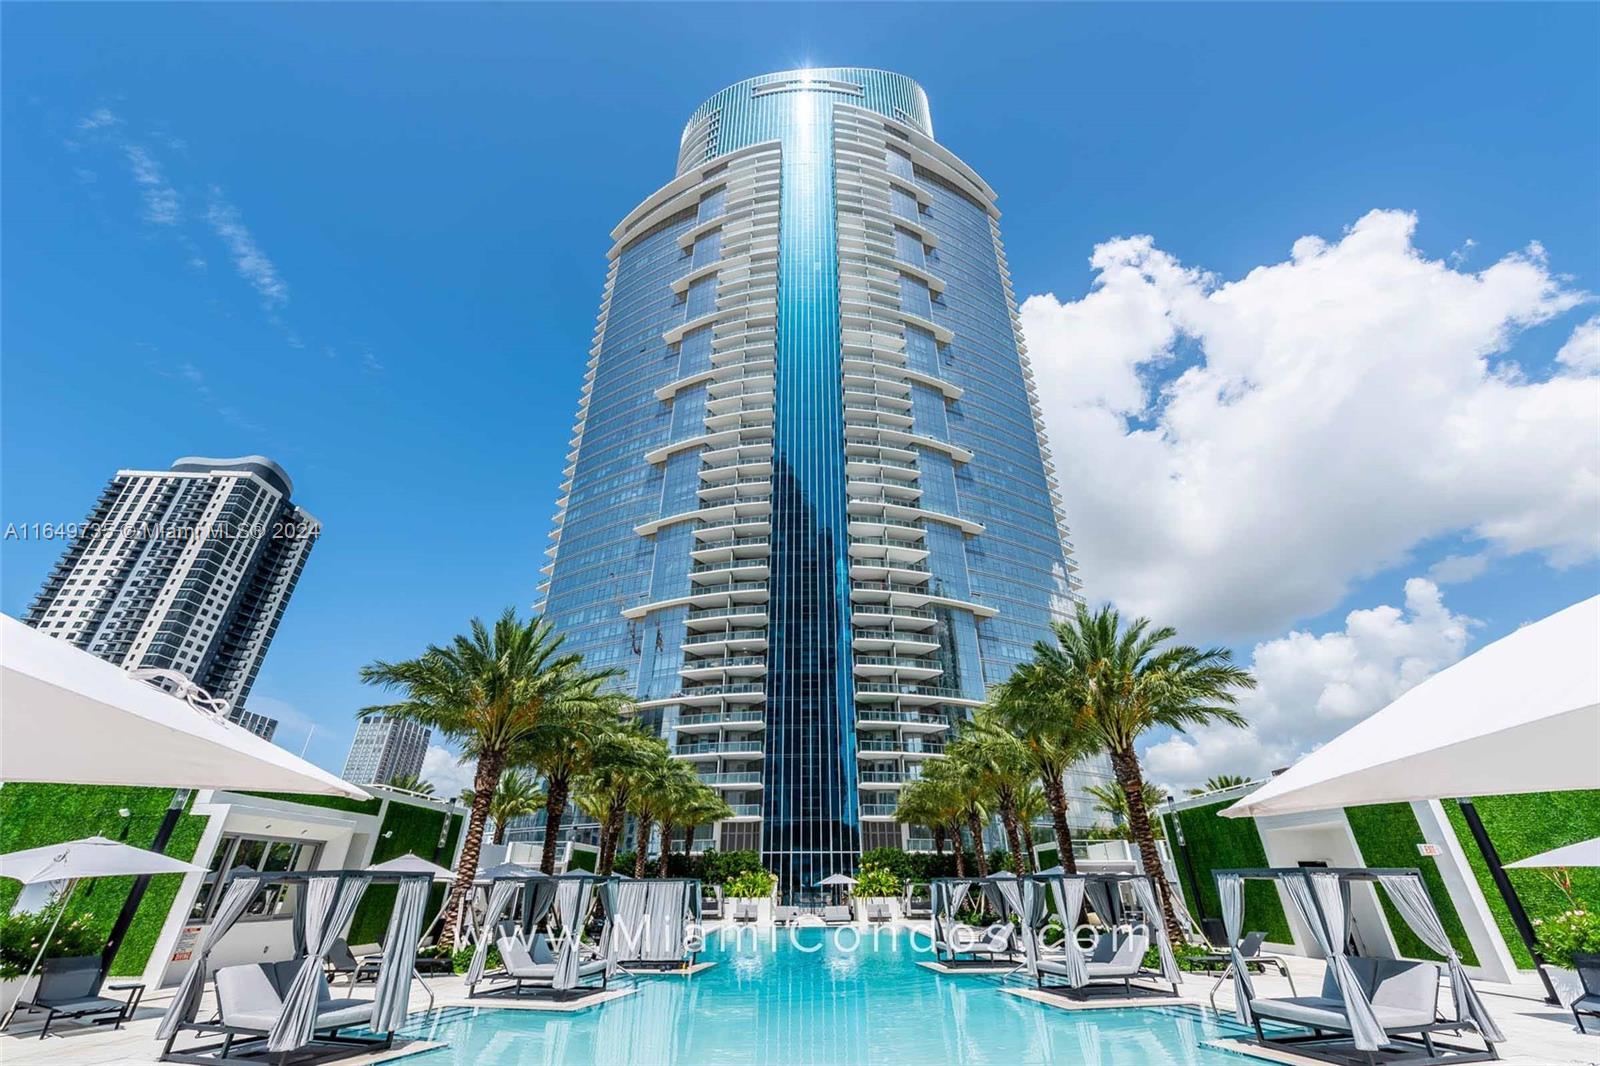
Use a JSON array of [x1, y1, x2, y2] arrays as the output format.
[[1542, 965, 1582, 1008], [727, 898, 773, 925], [854, 897, 901, 922]]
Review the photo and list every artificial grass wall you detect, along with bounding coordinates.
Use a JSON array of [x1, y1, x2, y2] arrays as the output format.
[[1343, 803, 1478, 965], [346, 799, 463, 945], [241, 791, 383, 816], [1162, 800, 1294, 944], [1443, 791, 1600, 969], [0, 783, 207, 975]]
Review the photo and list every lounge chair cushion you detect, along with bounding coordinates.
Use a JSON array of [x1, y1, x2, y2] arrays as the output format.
[[1251, 996, 1353, 1030], [1573, 994, 1600, 1012], [33, 995, 127, 1016], [823, 906, 852, 923]]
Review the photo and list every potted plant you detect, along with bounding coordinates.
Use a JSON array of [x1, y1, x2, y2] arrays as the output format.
[[1533, 906, 1600, 1005], [0, 905, 100, 1015], [724, 869, 777, 924], [853, 862, 902, 920]]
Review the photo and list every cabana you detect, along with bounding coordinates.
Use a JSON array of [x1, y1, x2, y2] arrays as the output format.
[[606, 878, 702, 971], [1215, 867, 1504, 1065], [929, 877, 1015, 964], [464, 872, 614, 1000], [156, 867, 433, 1065], [1023, 872, 1182, 999], [901, 882, 932, 920]]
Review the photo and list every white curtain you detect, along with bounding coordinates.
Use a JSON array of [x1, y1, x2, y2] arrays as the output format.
[[553, 878, 596, 990], [369, 876, 431, 1033], [1018, 879, 1048, 973], [1045, 876, 1088, 987], [268, 874, 371, 1052], [466, 880, 519, 987], [156, 875, 262, 1039], [1085, 880, 1119, 928], [1375, 874, 1504, 1043], [595, 879, 621, 976], [933, 880, 973, 960], [1217, 874, 1256, 1024], [607, 880, 651, 966], [1283, 873, 1387, 1052], [1129, 877, 1181, 986]]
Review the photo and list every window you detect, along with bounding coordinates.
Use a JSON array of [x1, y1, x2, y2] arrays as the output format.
[[188, 833, 323, 923]]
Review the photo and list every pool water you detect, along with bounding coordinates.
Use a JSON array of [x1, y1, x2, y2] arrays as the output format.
[[394, 927, 1251, 1064]]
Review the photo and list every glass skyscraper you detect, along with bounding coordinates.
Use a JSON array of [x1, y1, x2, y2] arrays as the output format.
[[538, 69, 1086, 897]]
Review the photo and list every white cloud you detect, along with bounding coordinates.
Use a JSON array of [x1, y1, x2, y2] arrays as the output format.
[[1557, 315, 1600, 373], [1426, 552, 1490, 585], [205, 190, 288, 308], [123, 144, 181, 225], [1022, 209, 1599, 639], [77, 107, 121, 131], [1142, 578, 1473, 790], [422, 746, 476, 799]]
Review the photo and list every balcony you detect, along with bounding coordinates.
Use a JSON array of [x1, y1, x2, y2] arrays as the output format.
[[850, 628, 941, 655], [673, 708, 766, 732], [857, 739, 947, 756], [681, 629, 769, 655], [679, 655, 768, 681], [699, 771, 765, 788], [858, 770, 920, 787], [674, 740, 765, 758], [725, 804, 763, 819], [860, 803, 899, 818], [689, 559, 770, 584], [853, 708, 952, 731]]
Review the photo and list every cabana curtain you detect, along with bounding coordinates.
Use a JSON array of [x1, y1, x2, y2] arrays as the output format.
[[1374, 874, 1504, 1043], [466, 879, 519, 986], [1217, 874, 1256, 1025], [1085, 880, 1120, 927], [1281, 873, 1387, 1052], [932, 879, 973, 960], [1044, 876, 1089, 987], [1129, 877, 1181, 986], [156, 875, 262, 1039], [369, 876, 430, 1033], [1018, 878, 1047, 972], [552, 878, 596, 990], [269, 873, 371, 1052], [606, 880, 651, 966]]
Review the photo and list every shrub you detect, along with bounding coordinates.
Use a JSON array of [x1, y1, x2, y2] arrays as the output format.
[[725, 869, 776, 898], [701, 850, 762, 885], [451, 943, 501, 974], [855, 861, 901, 898], [860, 848, 920, 882], [1534, 907, 1600, 969], [0, 906, 103, 979]]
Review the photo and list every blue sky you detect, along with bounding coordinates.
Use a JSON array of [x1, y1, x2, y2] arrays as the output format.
[[4, 4, 1596, 785]]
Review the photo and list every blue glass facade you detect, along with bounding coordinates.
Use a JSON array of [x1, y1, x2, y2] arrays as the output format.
[[540, 69, 1089, 895]]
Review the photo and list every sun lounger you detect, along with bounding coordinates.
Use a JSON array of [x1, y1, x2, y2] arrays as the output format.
[[733, 902, 759, 923], [822, 905, 853, 925], [1248, 957, 1442, 1043], [2, 955, 142, 1038], [773, 905, 800, 925], [866, 902, 891, 923], [487, 935, 607, 995], [1572, 953, 1600, 1034], [1036, 930, 1164, 995]]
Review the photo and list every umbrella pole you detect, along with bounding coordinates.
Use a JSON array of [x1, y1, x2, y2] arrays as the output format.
[[1458, 799, 1559, 1004], [1, 878, 78, 1031]]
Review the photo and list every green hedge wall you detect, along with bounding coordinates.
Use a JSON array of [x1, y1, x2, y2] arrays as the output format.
[[1444, 791, 1600, 969], [1344, 803, 1478, 965], [0, 783, 207, 975], [241, 791, 383, 816], [346, 800, 462, 945], [1163, 800, 1294, 944]]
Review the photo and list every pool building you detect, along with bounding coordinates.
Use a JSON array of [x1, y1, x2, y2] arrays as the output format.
[[536, 68, 1096, 897]]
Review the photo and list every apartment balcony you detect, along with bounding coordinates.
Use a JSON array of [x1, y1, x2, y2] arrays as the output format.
[[689, 535, 769, 565], [698, 456, 773, 482], [705, 378, 775, 404], [700, 439, 774, 467], [673, 708, 766, 732], [843, 405, 915, 431], [689, 558, 770, 584], [844, 457, 919, 484], [850, 603, 938, 630], [694, 497, 772, 524], [674, 740, 765, 758], [853, 707, 953, 731], [697, 476, 773, 504], [678, 581, 768, 610], [850, 628, 941, 656], [856, 682, 981, 709], [846, 518, 925, 544], [699, 771, 765, 789], [859, 803, 899, 819], [681, 628, 768, 656], [693, 518, 772, 543], [704, 402, 775, 433], [846, 477, 922, 503], [679, 655, 768, 682], [847, 559, 931, 586], [685, 604, 769, 630], [857, 770, 920, 788], [724, 804, 763, 820], [844, 436, 917, 465], [853, 656, 944, 683], [856, 739, 947, 757]]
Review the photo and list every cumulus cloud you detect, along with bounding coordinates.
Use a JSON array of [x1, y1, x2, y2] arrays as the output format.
[[1022, 209, 1599, 639], [1557, 315, 1600, 373], [421, 745, 476, 799], [1142, 578, 1473, 790], [205, 189, 288, 308]]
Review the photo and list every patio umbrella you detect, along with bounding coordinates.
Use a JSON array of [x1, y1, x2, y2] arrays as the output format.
[[817, 873, 856, 905], [1505, 836, 1600, 869], [0, 615, 367, 798], [1222, 595, 1599, 819], [366, 853, 455, 880], [0, 836, 201, 1028]]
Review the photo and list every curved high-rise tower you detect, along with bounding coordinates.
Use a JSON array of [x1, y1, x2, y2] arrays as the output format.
[[538, 69, 1083, 897]]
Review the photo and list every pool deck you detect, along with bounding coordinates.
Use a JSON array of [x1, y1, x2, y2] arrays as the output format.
[[2, 944, 1594, 1064]]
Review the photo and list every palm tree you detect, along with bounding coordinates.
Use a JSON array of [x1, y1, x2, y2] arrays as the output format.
[[575, 730, 663, 875], [949, 709, 1034, 875], [653, 764, 706, 879], [486, 769, 544, 845], [1031, 603, 1254, 947], [386, 773, 434, 795], [1014, 781, 1048, 867], [1185, 773, 1250, 796], [895, 775, 967, 875], [1085, 781, 1168, 840], [359, 608, 621, 947], [924, 755, 990, 877], [628, 752, 695, 878], [991, 666, 1099, 874], [520, 699, 631, 873], [671, 786, 734, 874]]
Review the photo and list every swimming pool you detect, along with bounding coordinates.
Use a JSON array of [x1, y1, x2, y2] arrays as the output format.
[[394, 927, 1251, 1064]]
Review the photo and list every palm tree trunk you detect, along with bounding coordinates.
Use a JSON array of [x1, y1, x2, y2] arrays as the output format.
[[493, 817, 508, 846], [965, 809, 990, 878], [598, 803, 625, 876], [1042, 773, 1079, 874], [539, 772, 570, 875], [657, 821, 675, 878], [633, 816, 654, 879], [1110, 746, 1182, 949], [681, 824, 696, 866], [442, 748, 505, 950], [1021, 820, 1037, 872], [933, 825, 946, 856], [951, 823, 967, 877], [998, 794, 1026, 875]]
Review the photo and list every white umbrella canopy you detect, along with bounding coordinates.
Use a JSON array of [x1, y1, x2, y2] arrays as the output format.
[[0, 614, 367, 798], [1224, 596, 1600, 819], [1505, 836, 1600, 869], [367, 853, 455, 881], [0, 835, 201, 884], [817, 874, 857, 887]]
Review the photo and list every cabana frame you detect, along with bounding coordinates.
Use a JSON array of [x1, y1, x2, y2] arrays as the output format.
[[928, 877, 1014, 966], [157, 868, 434, 1066], [606, 877, 703, 971], [1023, 872, 1183, 999], [464, 872, 615, 1001], [1215, 867, 1503, 1066]]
